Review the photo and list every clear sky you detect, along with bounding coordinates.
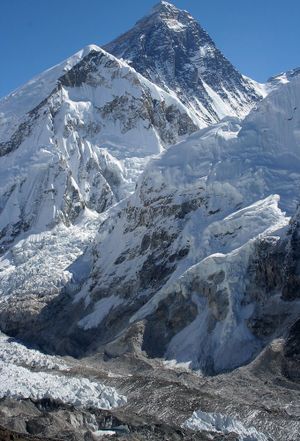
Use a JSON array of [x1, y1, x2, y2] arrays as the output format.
[[1, 0, 299, 98]]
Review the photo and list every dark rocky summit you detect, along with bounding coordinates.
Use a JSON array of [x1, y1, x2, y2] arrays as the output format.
[[105, 1, 262, 125]]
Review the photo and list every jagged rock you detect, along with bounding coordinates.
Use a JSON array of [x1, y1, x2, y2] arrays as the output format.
[[282, 319, 300, 381]]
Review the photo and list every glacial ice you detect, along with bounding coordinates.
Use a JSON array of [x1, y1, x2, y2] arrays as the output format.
[[0, 331, 126, 409], [183, 409, 269, 441]]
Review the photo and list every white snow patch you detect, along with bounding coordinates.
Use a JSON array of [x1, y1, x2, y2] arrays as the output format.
[[163, 19, 186, 32], [78, 295, 124, 330], [93, 430, 116, 438], [163, 359, 192, 371]]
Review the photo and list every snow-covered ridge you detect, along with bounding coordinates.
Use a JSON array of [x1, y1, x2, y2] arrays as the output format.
[[267, 66, 300, 92], [0, 78, 300, 372], [0, 0, 300, 395], [126, 195, 288, 372], [0, 66, 299, 377], [0, 6, 299, 439], [137, 75, 300, 214], [0, 45, 102, 143], [150, 1, 179, 15]]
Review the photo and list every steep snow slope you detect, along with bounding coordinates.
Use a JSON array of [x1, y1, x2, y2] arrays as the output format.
[[105, 1, 265, 126], [136, 74, 300, 214], [0, 45, 199, 253], [1, 77, 299, 375], [0, 45, 99, 142]]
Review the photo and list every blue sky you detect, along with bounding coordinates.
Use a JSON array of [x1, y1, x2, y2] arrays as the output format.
[[0, 0, 299, 98]]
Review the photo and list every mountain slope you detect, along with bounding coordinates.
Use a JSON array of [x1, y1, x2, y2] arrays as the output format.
[[73, 78, 300, 372], [1, 77, 299, 377], [0, 1, 272, 255], [0, 45, 200, 253], [105, 1, 265, 127]]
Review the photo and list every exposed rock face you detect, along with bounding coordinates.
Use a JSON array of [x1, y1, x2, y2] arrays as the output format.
[[282, 319, 300, 381], [281, 207, 300, 301], [105, 1, 264, 126]]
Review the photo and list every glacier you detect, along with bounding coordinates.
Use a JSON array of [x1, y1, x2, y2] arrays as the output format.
[[0, 331, 126, 410], [183, 409, 269, 441]]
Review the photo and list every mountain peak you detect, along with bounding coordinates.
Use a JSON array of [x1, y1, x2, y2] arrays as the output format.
[[143, 1, 193, 26], [104, 2, 263, 126], [150, 1, 180, 15]]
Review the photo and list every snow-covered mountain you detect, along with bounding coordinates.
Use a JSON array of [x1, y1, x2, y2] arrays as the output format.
[[0, 0, 299, 368], [0, 44, 201, 253], [1, 74, 299, 379], [65, 76, 300, 372], [0, 1, 274, 255], [0, 3, 300, 439], [105, 1, 266, 126]]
